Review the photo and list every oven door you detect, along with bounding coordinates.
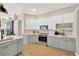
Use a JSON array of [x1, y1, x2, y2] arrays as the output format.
[[39, 35, 47, 42]]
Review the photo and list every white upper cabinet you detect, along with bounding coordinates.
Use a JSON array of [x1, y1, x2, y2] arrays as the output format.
[[53, 15, 63, 24], [25, 12, 74, 30], [48, 16, 56, 30], [62, 13, 74, 23], [48, 12, 74, 30], [25, 18, 37, 30], [52, 12, 74, 24]]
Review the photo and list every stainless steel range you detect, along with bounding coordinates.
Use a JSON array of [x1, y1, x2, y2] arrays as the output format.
[[39, 33, 48, 43]]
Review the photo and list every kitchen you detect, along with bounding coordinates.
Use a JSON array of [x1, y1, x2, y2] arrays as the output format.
[[0, 3, 79, 56], [23, 3, 78, 55]]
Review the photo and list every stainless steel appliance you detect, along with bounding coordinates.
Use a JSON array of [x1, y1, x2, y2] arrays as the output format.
[[39, 33, 48, 43]]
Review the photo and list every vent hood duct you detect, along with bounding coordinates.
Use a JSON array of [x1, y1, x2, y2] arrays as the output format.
[[0, 4, 8, 14]]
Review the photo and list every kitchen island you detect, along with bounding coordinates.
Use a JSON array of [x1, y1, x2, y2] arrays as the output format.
[[0, 36, 23, 56]]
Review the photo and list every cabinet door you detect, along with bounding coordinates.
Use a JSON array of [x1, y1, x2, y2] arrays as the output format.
[[2, 46, 10, 56], [23, 35, 28, 44], [27, 35, 32, 43], [55, 37, 59, 48], [63, 13, 74, 23], [52, 37, 64, 49], [59, 38, 66, 49], [7, 41, 17, 56], [0, 40, 18, 56], [52, 37, 58, 48], [27, 35, 38, 43], [52, 37, 55, 47], [17, 39, 23, 53], [8, 43, 17, 56], [47, 36, 52, 46], [53, 15, 63, 24], [64, 39, 76, 52], [1, 40, 17, 56], [2, 44, 17, 56], [56, 37, 61, 49], [0, 48, 3, 56], [0, 43, 9, 56], [31, 35, 38, 43]]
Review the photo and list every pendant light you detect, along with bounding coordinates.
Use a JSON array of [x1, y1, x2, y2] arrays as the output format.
[[0, 4, 8, 14]]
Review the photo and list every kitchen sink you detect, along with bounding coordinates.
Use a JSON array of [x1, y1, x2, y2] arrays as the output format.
[[0, 37, 14, 42]]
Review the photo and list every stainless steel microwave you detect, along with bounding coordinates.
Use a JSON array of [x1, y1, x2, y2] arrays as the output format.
[[40, 25, 48, 30]]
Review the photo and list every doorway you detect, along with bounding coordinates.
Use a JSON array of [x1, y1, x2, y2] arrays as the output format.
[[18, 20, 22, 36]]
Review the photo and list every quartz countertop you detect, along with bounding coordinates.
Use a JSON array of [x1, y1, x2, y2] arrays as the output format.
[[24, 32, 76, 39], [24, 33, 39, 36], [24, 30, 76, 39], [48, 35, 76, 39], [0, 35, 23, 44]]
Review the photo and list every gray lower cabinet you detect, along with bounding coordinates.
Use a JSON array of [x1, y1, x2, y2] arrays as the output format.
[[17, 38, 23, 53], [64, 38, 76, 52], [27, 35, 32, 43], [6, 42, 17, 56], [47, 36, 76, 52], [53, 37, 59, 48], [47, 36, 52, 46], [0, 40, 17, 56], [1, 46, 8, 56], [23, 35, 28, 44], [0, 38, 23, 56], [27, 35, 38, 43], [0, 47, 3, 56]]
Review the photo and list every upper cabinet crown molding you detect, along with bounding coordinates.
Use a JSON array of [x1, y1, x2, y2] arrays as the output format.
[[38, 4, 79, 19]]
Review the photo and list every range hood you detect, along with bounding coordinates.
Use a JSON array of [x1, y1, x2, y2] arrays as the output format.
[[0, 4, 8, 14]]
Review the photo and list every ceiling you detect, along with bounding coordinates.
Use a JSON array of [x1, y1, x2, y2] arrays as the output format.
[[17, 3, 78, 15]]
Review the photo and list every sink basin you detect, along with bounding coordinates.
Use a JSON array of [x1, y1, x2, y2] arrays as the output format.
[[0, 37, 13, 42]]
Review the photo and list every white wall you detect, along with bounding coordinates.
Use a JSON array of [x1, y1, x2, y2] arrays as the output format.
[[3, 3, 24, 36], [75, 6, 79, 55]]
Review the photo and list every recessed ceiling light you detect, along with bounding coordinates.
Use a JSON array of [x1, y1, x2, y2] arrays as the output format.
[[32, 8, 36, 12]]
